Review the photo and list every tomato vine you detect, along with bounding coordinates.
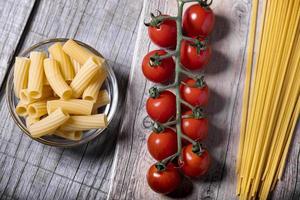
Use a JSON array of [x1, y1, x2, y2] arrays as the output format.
[[144, 0, 215, 194]]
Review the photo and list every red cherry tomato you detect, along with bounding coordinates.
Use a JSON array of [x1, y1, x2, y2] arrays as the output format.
[[148, 17, 177, 49], [180, 39, 211, 70], [147, 163, 181, 194], [146, 90, 176, 123], [183, 4, 215, 37], [142, 50, 175, 83], [180, 144, 211, 177], [180, 78, 209, 106], [181, 110, 208, 141], [147, 128, 178, 161]]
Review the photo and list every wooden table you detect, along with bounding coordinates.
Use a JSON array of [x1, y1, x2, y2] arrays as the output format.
[[0, 0, 298, 199]]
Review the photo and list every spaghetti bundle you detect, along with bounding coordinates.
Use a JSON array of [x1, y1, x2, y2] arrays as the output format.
[[236, 0, 300, 199]]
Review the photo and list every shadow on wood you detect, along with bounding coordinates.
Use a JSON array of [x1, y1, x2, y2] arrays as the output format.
[[195, 153, 227, 183], [167, 177, 194, 199], [204, 50, 230, 75], [204, 122, 225, 148], [207, 89, 226, 114], [211, 15, 231, 43]]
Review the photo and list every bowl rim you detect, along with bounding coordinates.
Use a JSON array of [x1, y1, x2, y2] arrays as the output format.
[[6, 38, 119, 147]]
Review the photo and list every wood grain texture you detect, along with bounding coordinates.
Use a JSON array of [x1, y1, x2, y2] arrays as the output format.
[[0, 0, 143, 199], [0, 0, 36, 89], [0, 0, 299, 199], [108, 0, 300, 199]]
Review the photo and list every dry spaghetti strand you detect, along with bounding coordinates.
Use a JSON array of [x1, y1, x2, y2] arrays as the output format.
[[236, 0, 300, 199]]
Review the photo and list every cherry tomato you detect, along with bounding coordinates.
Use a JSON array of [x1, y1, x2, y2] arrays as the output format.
[[180, 78, 209, 106], [181, 110, 208, 141], [146, 90, 176, 123], [180, 39, 211, 70], [147, 128, 178, 161], [148, 16, 177, 49], [147, 163, 181, 194], [142, 50, 175, 83], [180, 144, 211, 177], [183, 4, 215, 37]]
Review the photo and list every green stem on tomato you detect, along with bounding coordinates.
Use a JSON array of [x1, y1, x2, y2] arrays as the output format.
[[156, 83, 178, 92], [155, 15, 178, 21], [159, 51, 178, 60], [159, 152, 180, 165], [182, 36, 197, 42], [174, 0, 184, 158], [181, 134, 197, 145], [163, 120, 178, 127], [149, 0, 208, 165], [182, 114, 194, 119], [180, 67, 204, 79], [180, 98, 195, 110]]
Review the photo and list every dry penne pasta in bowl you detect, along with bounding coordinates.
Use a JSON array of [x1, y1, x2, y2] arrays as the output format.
[[6, 38, 118, 147]]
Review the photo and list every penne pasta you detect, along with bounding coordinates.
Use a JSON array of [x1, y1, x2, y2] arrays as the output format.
[[48, 42, 75, 81], [82, 63, 107, 102], [96, 90, 110, 105], [13, 39, 110, 142], [62, 39, 105, 65], [29, 108, 70, 138], [20, 86, 53, 104], [70, 57, 99, 98], [26, 116, 40, 127], [47, 99, 94, 115], [19, 89, 30, 103], [44, 58, 72, 100], [92, 89, 110, 113], [59, 114, 107, 132], [16, 101, 28, 117], [13, 57, 30, 98], [54, 130, 83, 141], [71, 58, 81, 74], [28, 51, 46, 99], [28, 100, 47, 118]]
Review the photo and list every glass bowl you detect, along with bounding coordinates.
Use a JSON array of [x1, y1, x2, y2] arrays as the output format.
[[6, 38, 119, 147]]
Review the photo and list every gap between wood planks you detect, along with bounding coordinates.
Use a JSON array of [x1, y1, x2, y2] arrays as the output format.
[[0, 0, 40, 100]]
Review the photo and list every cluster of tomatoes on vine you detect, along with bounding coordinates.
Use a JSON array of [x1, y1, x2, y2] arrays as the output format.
[[141, 1, 215, 194]]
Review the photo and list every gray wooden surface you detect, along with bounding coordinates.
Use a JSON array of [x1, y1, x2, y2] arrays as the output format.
[[0, 0, 143, 199], [108, 0, 300, 199], [0, 0, 299, 200]]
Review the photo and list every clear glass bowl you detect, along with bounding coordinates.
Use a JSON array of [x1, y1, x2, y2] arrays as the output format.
[[6, 38, 119, 147]]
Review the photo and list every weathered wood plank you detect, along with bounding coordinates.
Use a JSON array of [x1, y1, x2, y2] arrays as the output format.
[[0, 0, 36, 89], [271, 123, 300, 200], [0, 0, 143, 199], [108, 0, 300, 199]]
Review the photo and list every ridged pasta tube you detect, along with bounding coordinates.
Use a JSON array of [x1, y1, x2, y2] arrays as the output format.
[[26, 116, 40, 127], [71, 58, 81, 74], [28, 100, 47, 118], [54, 130, 82, 141], [44, 58, 72, 100], [29, 108, 70, 138], [70, 57, 99, 98], [92, 90, 110, 114], [62, 39, 105, 65], [48, 42, 75, 81], [47, 99, 94, 115], [16, 101, 28, 117], [59, 114, 107, 132], [13, 57, 30, 98], [20, 86, 53, 104], [28, 52, 46, 99], [82, 63, 107, 102]]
